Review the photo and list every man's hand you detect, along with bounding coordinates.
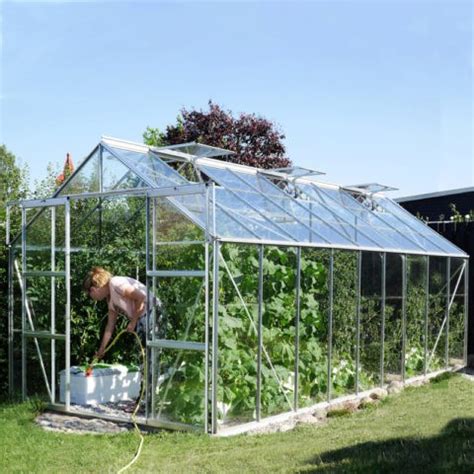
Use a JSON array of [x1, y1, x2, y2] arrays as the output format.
[[127, 320, 137, 333]]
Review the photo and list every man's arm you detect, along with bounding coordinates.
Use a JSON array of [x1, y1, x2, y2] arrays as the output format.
[[121, 285, 147, 332], [95, 309, 118, 359]]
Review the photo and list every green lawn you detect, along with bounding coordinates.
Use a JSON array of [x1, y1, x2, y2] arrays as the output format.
[[1, 374, 473, 473]]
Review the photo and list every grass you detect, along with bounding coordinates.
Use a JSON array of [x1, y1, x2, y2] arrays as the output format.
[[1, 374, 473, 473]]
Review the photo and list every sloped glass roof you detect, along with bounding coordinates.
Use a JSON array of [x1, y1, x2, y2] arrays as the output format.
[[53, 137, 467, 258]]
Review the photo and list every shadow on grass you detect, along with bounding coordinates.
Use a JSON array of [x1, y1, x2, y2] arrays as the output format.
[[306, 418, 474, 473]]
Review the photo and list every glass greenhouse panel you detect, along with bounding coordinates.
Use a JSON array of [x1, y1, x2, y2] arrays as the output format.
[[26, 338, 65, 403], [230, 171, 358, 246], [261, 246, 297, 417], [12, 331, 22, 396], [214, 188, 298, 241], [298, 248, 330, 406], [359, 252, 382, 391], [331, 250, 357, 398], [105, 145, 188, 188], [20, 276, 64, 331], [217, 244, 258, 427], [373, 197, 465, 256], [152, 197, 205, 244], [10, 244, 23, 396], [24, 275, 66, 334], [201, 165, 355, 245], [99, 196, 147, 249], [405, 256, 427, 378], [58, 148, 100, 196], [10, 244, 23, 330], [156, 143, 234, 159], [26, 336, 52, 400], [152, 348, 205, 427], [427, 257, 448, 372], [69, 198, 100, 249], [448, 258, 466, 367], [449, 295, 465, 367], [384, 253, 403, 383], [23, 207, 56, 272], [168, 193, 207, 231], [294, 198, 384, 249], [296, 184, 389, 249], [102, 149, 148, 191], [153, 276, 205, 342], [300, 184, 427, 253]]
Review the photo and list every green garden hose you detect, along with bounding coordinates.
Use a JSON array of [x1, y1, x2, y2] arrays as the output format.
[[88, 329, 146, 473]]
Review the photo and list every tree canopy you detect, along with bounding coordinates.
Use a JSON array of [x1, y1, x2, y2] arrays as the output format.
[[143, 101, 291, 169]]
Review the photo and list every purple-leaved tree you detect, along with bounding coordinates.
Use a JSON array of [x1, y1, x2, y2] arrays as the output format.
[[143, 101, 291, 169]]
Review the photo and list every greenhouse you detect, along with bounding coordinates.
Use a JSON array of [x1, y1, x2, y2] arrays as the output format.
[[6, 136, 469, 434]]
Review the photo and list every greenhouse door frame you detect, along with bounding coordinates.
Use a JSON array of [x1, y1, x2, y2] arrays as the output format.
[[145, 184, 213, 433], [7, 197, 71, 408]]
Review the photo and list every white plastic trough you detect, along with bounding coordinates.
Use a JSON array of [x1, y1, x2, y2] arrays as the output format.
[[60, 365, 141, 405]]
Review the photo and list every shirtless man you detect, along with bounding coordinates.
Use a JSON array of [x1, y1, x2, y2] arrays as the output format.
[[83, 266, 157, 359]]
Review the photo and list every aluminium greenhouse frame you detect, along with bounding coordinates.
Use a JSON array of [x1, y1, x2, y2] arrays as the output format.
[[6, 137, 469, 434]]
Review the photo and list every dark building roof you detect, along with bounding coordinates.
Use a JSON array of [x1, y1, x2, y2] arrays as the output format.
[[397, 188, 474, 222]]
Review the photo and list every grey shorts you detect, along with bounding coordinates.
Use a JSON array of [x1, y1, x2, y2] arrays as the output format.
[[136, 312, 150, 343], [136, 300, 162, 342]]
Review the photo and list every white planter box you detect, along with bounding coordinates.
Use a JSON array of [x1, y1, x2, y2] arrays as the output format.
[[60, 365, 141, 405]]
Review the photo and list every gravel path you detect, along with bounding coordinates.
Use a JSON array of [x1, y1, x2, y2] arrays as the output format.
[[36, 400, 146, 435]]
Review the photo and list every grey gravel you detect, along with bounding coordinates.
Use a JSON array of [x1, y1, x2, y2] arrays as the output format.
[[36, 400, 146, 435], [36, 412, 130, 435]]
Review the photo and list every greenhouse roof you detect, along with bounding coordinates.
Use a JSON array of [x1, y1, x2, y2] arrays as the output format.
[[37, 136, 468, 258]]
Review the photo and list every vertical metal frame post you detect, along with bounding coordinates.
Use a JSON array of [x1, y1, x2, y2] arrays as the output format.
[[380, 253, 386, 387], [327, 249, 334, 402], [21, 206, 27, 400], [401, 255, 407, 382], [294, 247, 301, 411], [64, 198, 71, 409], [463, 259, 469, 365], [6, 206, 14, 395], [51, 207, 56, 403], [445, 257, 451, 368], [151, 198, 157, 418], [256, 245, 264, 421], [98, 144, 104, 193], [355, 251, 362, 394], [5, 203, 10, 245], [144, 195, 151, 418], [211, 183, 219, 434], [211, 239, 220, 434], [204, 184, 211, 433], [424, 256, 430, 376], [98, 146, 103, 247]]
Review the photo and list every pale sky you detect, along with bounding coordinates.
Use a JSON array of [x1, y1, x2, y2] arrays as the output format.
[[1, 0, 473, 198]]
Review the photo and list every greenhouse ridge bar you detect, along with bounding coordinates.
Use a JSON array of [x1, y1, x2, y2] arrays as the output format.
[[6, 136, 469, 434]]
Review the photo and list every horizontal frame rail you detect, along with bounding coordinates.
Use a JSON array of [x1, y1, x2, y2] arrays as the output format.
[[154, 240, 206, 246], [147, 270, 206, 278], [9, 197, 69, 209], [148, 339, 205, 351], [23, 271, 66, 278], [24, 331, 66, 341], [147, 184, 208, 197]]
